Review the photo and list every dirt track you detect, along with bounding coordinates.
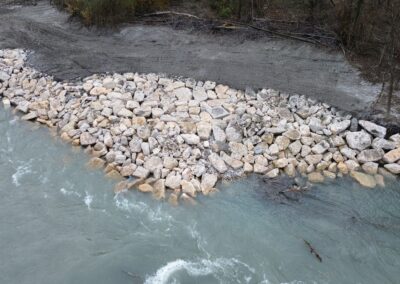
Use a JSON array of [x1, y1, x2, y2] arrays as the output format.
[[0, 1, 380, 113]]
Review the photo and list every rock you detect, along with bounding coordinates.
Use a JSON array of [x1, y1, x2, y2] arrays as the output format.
[[383, 148, 400, 163], [173, 87, 192, 101], [165, 173, 182, 189], [138, 183, 154, 193], [265, 168, 279, 178], [361, 162, 379, 175], [337, 162, 348, 174], [208, 106, 230, 119], [80, 132, 96, 146], [305, 154, 323, 165], [375, 174, 385, 187], [357, 149, 384, 163], [180, 193, 197, 205], [208, 153, 228, 173], [311, 140, 330, 154], [212, 125, 226, 143], [181, 134, 200, 145], [201, 173, 218, 192], [221, 152, 243, 169], [120, 164, 137, 177], [21, 112, 38, 121], [86, 157, 105, 170], [253, 163, 268, 174], [350, 171, 376, 188], [243, 162, 253, 173], [0, 71, 10, 82], [133, 166, 150, 178], [359, 120, 386, 138], [168, 193, 179, 206], [372, 138, 396, 150], [308, 172, 325, 183], [152, 179, 166, 200], [309, 117, 324, 133], [283, 129, 301, 140], [226, 125, 242, 142], [273, 158, 288, 168], [181, 180, 197, 197], [275, 136, 290, 150], [193, 87, 208, 101], [229, 142, 248, 159], [144, 156, 163, 172], [16, 101, 29, 113], [340, 147, 358, 160], [384, 164, 400, 174], [289, 140, 302, 155], [329, 120, 351, 134], [331, 136, 346, 147], [90, 86, 107, 96], [346, 131, 372, 151], [345, 160, 360, 171], [196, 122, 212, 139], [163, 157, 178, 169]]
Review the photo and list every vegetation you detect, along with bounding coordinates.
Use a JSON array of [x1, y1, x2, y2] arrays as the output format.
[[51, 0, 170, 25]]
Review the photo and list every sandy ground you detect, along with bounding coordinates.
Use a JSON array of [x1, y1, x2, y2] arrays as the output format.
[[0, 1, 381, 114]]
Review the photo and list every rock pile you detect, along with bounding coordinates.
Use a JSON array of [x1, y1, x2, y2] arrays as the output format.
[[1, 49, 399, 205]]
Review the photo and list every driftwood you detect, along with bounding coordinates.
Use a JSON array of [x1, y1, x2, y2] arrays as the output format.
[[141, 10, 336, 48], [304, 240, 322, 262], [143, 11, 201, 20]]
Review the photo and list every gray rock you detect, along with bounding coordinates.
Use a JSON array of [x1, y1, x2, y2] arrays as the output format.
[[21, 112, 37, 121], [309, 117, 324, 133], [359, 120, 386, 138], [201, 173, 218, 190], [346, 131, 372, 151], [212, 126, 226, 143], [329, 120, 351, 134], [372, 138, 396, 150], [144, 156, 163, 172], [181, 134, 200, 145], [384, 164, 400, 174], [165, 173, 182, 189], [196, 121, 212, 139], [133, 166, 150, 178], [361, 162, 379, 175], [208, 106, 230, 119], [0, 71, 10, 82], [357, 149, 384, 163], [193, 87, 208, 101], [340, 147, 358, 160], [265, 168, 279, 178], [80, 132, 96, 146], [283, 129, 301, 140], [208, 153, 228, 173], [226, 125, 242, 142], [173, 87, 192, 101], [311, 140, 330, 154]]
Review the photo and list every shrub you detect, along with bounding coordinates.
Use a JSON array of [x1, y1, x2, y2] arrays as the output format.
[[52, 0, 170, 25]]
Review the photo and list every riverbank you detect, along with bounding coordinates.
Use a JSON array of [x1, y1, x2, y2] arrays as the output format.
[[1, 48, 399, 204]]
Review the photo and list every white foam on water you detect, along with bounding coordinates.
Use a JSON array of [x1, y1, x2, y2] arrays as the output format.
[[60, 187, 81, 197], [114, 194, 174, 224], [84, 191, 93, 209], [11, 160, 32, 187], [144, 258, 256, 284]]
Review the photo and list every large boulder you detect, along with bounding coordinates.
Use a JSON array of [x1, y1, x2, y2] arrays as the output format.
[[329, 120, 351, 134], [80, 132, 96, 146], [208, 153, 228, 173], [350, 171, 376, 188], [359, 120, 386, 138], [346, 131, 372, 151], [357, 149, 384, 163], [384, 164, 400, 174], [383, 148, 400, 163]]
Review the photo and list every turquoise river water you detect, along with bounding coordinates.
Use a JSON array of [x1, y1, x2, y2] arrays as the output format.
[[1, 108, 400, 284]]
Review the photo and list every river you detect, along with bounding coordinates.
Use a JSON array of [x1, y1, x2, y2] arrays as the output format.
[[1, 108, 400, 284]]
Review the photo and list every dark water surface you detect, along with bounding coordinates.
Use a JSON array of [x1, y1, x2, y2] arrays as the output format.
[[1, 108, 400, 284]]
